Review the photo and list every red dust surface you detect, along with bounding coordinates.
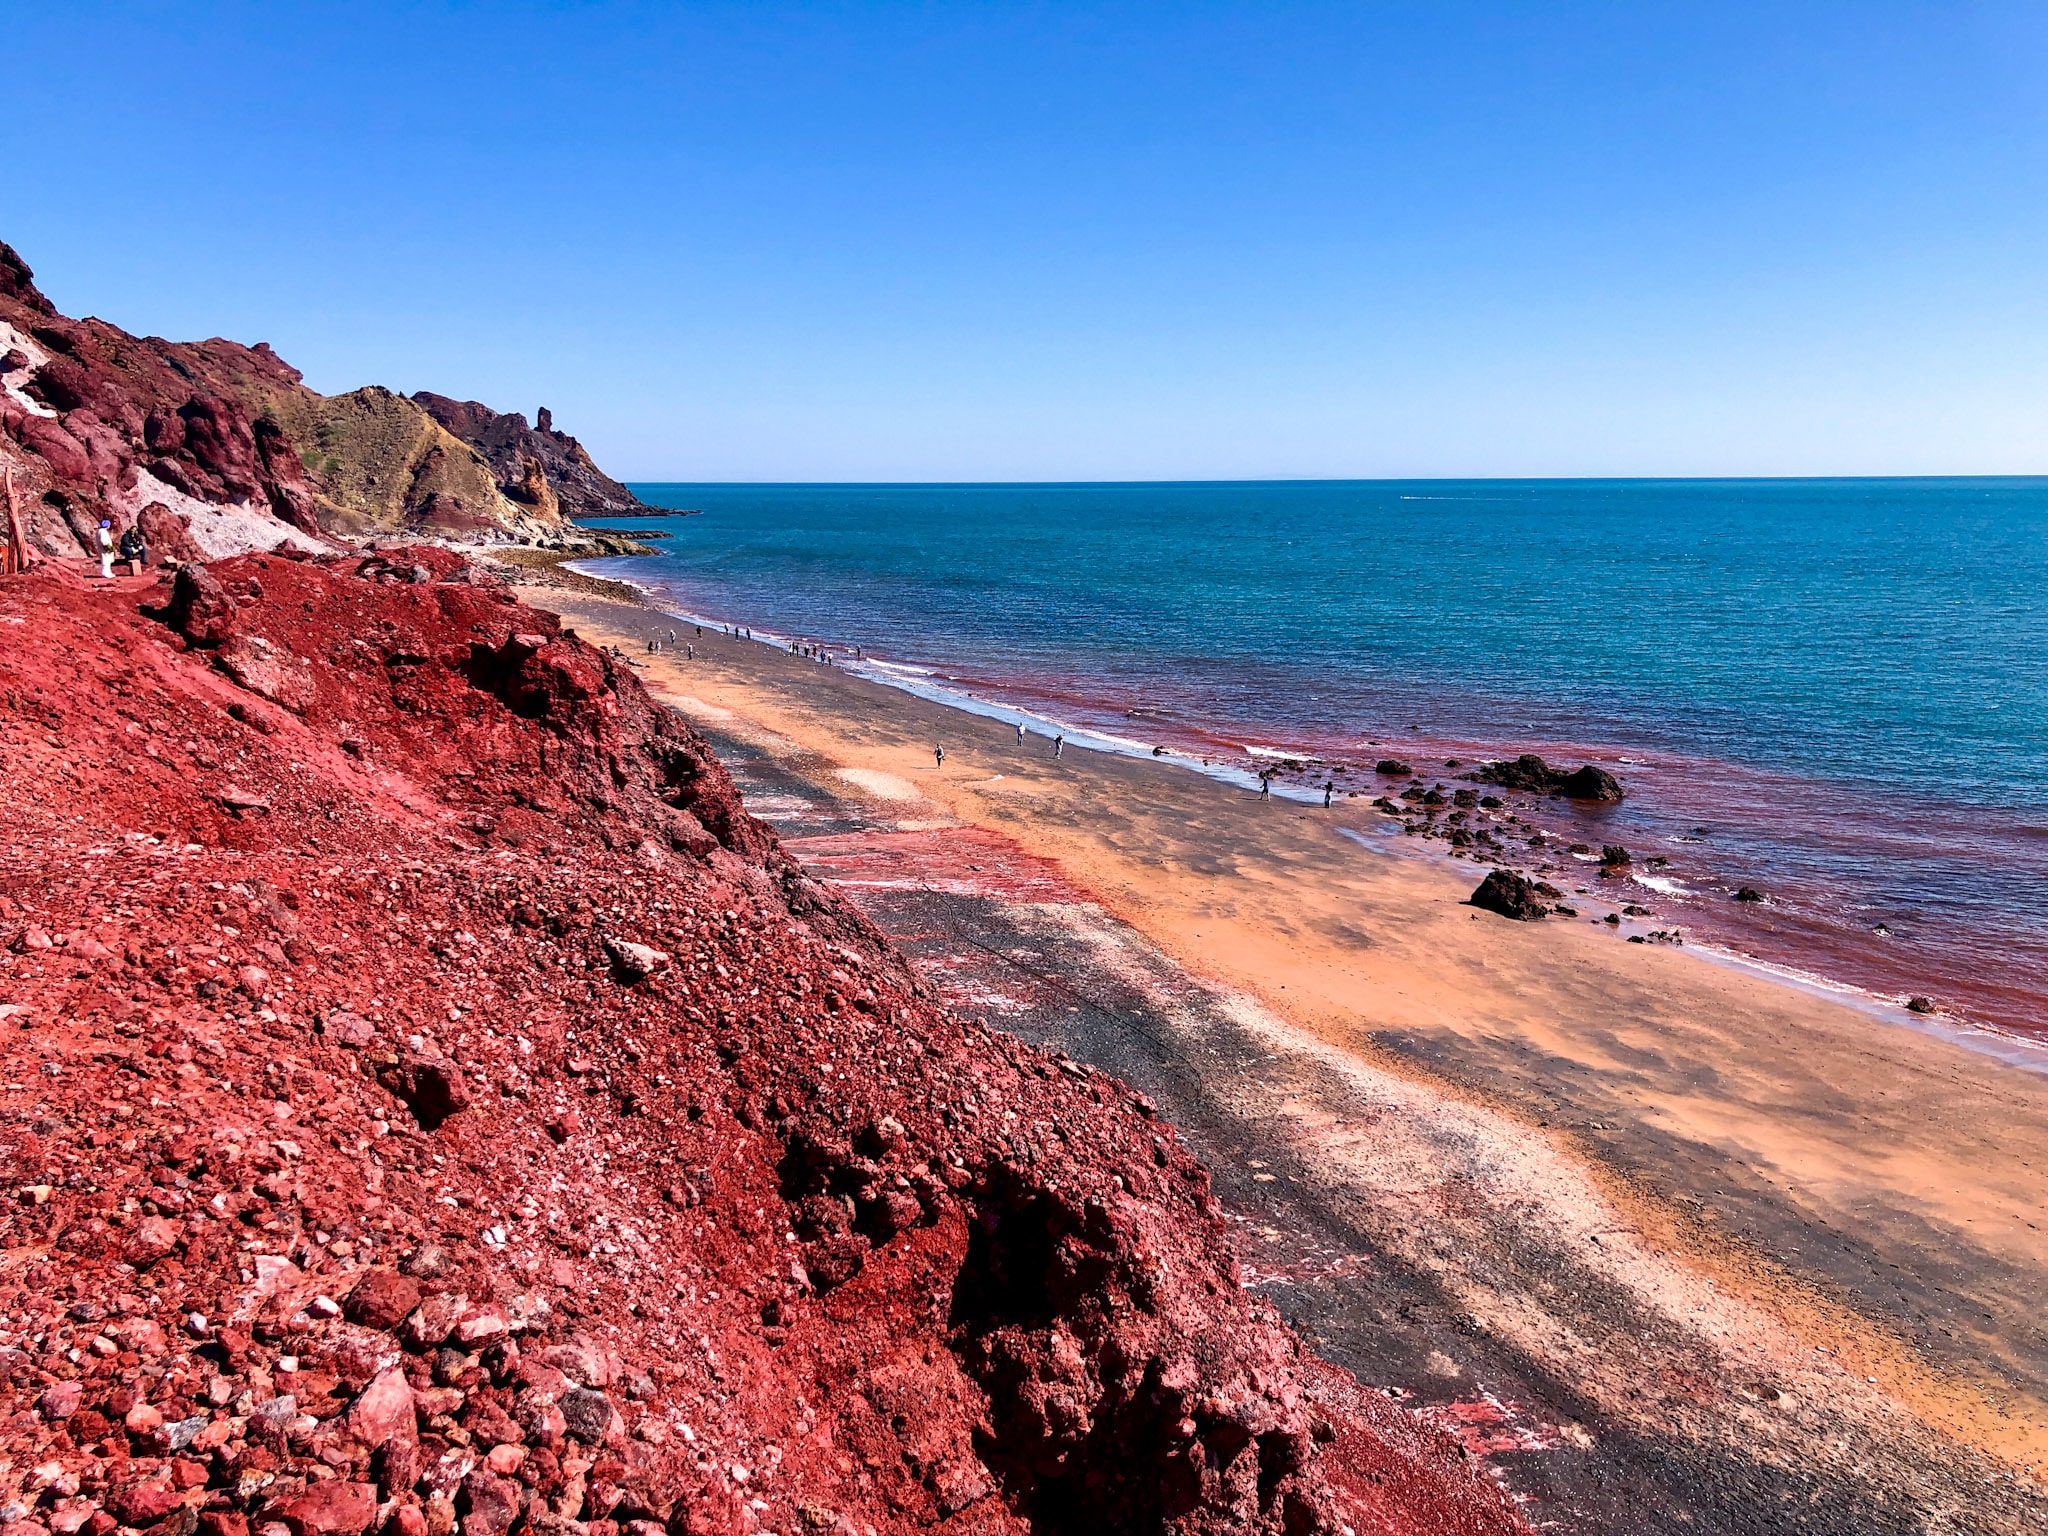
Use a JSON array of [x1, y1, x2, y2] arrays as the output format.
[[0, 550, 1526, 1536]]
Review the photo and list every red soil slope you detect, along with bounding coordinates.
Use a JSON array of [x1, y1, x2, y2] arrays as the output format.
[[0, 551, 1525, 1536]]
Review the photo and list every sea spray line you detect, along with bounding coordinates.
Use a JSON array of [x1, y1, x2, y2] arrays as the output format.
[[569, 563, 1341, 805]]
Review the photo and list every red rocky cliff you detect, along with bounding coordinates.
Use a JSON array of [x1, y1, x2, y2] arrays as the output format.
[[0, 553, 1525, 1535], [410, 398, 645, 524], [0, 243, 570, 564]]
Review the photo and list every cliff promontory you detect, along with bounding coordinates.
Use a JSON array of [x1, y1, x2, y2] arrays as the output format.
[[0, 243, 594, 562]]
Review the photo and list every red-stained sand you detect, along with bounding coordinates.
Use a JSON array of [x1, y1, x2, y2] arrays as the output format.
[[0, 552, 1527, 1536]]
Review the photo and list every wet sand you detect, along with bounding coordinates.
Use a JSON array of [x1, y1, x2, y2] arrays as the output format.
[[533, 589, 2048, 1532]]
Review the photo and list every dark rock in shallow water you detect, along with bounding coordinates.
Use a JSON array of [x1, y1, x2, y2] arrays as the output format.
[[1734, 886, 1766, 903], [1374, 758, 1413, 775], [1471, 753, 1558, 792], [1468, 753, 1626, 803], [1906, 995, 1937, 1014], [1600, 844, 1632, 866], [1559, 764, 1625, 802], [1469, 869, 1548, 921]]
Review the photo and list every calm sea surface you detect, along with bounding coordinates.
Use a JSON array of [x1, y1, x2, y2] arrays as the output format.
[[586, 480, 2048, 1041]]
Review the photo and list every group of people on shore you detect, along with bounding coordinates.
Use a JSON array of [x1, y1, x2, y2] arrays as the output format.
[[931, 720, 1065, 769]]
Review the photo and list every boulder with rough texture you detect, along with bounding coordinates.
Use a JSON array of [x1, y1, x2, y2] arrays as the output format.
[[602, 935, 669, 981], [341, 1369, 417, 1452], [1469, 869, 1550, 921], [123, 1215, 182, 1267], [135, 500, 209, 565], [1469, 753, 1626, 803], [1559, 764, 1625, 802], [558, 1385, 616, 1444], [215, 632, 316, 712], [164, 563, 238, 646], [276, 1481, 379, 1536], [1469, 753, 1560, 793], [343, 1268, 422, 1330]]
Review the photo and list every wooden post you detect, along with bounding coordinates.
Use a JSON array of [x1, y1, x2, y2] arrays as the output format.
[[2, 465, 27, 576]]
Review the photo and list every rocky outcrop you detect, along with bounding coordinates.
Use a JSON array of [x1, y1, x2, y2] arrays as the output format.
[[1468, 869, 1549, 921], [1467, 753, 1626, 802], [0, 553, 1526, 1536], [0, 240, 576, 560], [414, 393, 646, 522]]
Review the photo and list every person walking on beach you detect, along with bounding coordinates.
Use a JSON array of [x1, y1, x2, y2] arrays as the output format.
[[1323, 781, 1334, 808], [934, 744, 945, 769], [1016, 720, 1026, 744], [1053, 734, 1063, 758], [1259, 770, 1272, 799]]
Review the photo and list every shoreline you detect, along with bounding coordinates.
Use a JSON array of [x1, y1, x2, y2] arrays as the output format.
[[523, 574, 2048, 1529], [565, 557, 2048, 1072]]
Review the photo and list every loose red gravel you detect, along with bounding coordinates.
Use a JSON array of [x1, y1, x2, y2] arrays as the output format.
[[0, 550, 1526, 1536]]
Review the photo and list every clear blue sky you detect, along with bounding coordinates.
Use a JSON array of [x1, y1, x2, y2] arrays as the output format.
[[6, 2, 2045, 479]]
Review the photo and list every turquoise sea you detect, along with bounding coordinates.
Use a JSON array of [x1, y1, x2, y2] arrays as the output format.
[[583, 479, 2048, 1041]]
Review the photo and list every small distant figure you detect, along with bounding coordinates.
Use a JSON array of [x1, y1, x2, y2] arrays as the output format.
[[95, 519, 115, 579], [934, 744, 945, 769], [686, 643, 694, 659], [1016, 720, 1026, 744], [1259, 771, 1272, 799], [117, 525, 147, 574], [667, 628, 676, 644], [1053, 735, 1064, 758], [1323, 781, 1334, 808]]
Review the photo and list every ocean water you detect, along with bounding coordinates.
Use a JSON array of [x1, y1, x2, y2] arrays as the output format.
[[584, 479, 2048, 1042]]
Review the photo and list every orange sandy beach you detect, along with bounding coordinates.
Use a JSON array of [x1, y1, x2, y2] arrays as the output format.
[[533, 584, 2048, 1534]]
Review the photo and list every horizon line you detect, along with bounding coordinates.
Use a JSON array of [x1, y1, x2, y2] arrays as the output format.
[[615, 472, 2048, 489]]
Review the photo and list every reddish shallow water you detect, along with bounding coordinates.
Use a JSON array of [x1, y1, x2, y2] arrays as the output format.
[[595, 475, 2048, 1047], [835, 655, 2048, 1045]]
